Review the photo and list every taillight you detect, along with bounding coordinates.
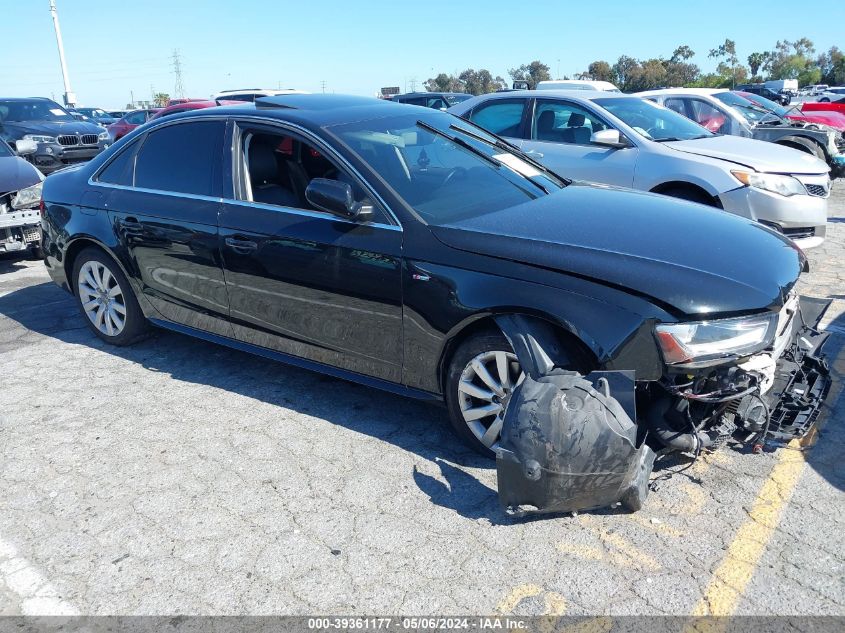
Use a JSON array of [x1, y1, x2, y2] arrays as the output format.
[[39, 198, 45, 217]]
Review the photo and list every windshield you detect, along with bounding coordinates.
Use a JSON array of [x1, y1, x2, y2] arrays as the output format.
[[0, 99, 76, 123], [713, 92, 775, 123], [79, 108, 109, 118], [737, 93, 788, 116], [593, 97, 713, 141], [328, 112, 567, 224]]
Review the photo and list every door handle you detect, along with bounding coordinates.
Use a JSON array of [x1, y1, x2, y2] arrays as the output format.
[[225, 236, 258, 253]]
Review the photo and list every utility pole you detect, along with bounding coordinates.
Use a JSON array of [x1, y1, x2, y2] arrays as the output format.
[[49, 0, 75, 106], [409, 76, 417, 92], [172, 49, 185, 99], [320, 80, 327, 93]]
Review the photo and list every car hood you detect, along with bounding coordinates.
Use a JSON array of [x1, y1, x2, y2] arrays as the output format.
[[0, 156, 41, 194], [790, 111, 845, 130], [662, 135, 829, 173], [430, 183, 802, 317], [5, 120, 105, 136]]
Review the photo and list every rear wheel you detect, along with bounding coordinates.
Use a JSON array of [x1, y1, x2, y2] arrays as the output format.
[[72, 247, 148, 345]]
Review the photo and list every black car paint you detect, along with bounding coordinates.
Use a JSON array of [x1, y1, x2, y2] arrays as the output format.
[[40, 96, 804, 403]]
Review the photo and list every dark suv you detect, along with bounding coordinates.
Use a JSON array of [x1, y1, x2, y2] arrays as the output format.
[[735, 84, 791, 106], [0, 98, 109, 173]]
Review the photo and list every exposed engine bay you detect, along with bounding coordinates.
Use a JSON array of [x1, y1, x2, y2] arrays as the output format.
[[0, 189, 42, 254], [493, 296, 831, 516]]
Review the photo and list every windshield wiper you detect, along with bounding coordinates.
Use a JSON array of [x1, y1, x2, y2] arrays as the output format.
[[447, 124, 569, 188], [415, 120, 499, 168]]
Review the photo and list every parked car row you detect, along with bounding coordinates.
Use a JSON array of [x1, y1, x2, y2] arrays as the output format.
[[448, 89, 832, 248], [39, 94, 831, 513]]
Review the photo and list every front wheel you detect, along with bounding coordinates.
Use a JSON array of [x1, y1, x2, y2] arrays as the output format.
[[72, 247, 148, 345], [445, 329, 585, 457]]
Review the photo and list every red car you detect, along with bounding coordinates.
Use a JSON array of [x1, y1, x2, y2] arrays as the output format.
[[148, 99, 240, 121], [737, 92, 845, 132], [106, 108, 161, 141]]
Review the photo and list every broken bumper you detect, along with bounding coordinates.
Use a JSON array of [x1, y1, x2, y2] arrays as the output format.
[[758, 296, 832, 443]]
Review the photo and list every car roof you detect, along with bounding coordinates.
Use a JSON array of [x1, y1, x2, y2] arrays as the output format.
[[157, 93, 414, 127], [635, 88, 723, 97], [465, 89, 632, 103]]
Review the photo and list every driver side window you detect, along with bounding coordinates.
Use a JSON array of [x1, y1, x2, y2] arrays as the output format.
[[235, 127, 387, 223], [531, 101, 607, 144]]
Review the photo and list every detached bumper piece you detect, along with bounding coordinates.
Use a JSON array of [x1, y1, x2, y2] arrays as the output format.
[[760, 296, 832, 444], [496, 370, 655, 517]]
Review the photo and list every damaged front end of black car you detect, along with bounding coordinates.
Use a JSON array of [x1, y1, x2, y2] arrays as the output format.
[[493, 295, 831, 518]]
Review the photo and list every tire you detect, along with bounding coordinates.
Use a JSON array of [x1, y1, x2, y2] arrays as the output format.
[[72, 247, 148, 345], [444, 328, 582, 458], [658, 187, 715, 206]]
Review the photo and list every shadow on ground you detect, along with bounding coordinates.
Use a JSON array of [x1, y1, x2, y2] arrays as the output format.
[[0, 280, 515, 523]]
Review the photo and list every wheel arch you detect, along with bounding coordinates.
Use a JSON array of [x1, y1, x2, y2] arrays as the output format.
[[650, 181, 723, 208], [775, 135, 828, 160], [436, 310, 599, 393], [64, 237, 134, 297]]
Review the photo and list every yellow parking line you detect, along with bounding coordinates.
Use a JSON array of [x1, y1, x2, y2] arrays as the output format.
[[691, 438, 807, 616]]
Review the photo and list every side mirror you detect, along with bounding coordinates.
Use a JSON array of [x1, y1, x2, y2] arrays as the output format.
[[14, 139, 38, 156], [305, 178, 372, 220], [590, 129, 628, 148]]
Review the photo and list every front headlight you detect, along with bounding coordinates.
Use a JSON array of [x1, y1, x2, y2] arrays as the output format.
[[11, 182, 43, 210], [655, 313, 777, 365], [731, 170, 807, 197], [98, 131, 109, 141], [22, 134, 57, 144]]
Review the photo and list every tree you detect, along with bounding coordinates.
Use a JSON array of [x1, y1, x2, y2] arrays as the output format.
[[709, 39, 743, 87], [747, 52, 767, 78], [424, 73, 462, 93], [626, 58, 668, 92], [612, 55, 641, 91], [767, 38, 817, 83], [586, 60, 614, 82], [671, 46, 695, 62], [818, 46, 845, 85], [508, 60, 551, 89], [458, 68, 507, 95], [665, 47, 699, 87], [153, 92, 170, 107]]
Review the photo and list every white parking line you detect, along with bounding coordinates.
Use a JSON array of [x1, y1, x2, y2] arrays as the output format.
[[0, 536, 78, 615]]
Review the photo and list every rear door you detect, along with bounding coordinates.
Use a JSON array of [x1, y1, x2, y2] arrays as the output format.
[[101, 118, 231, 336], [520, 98, 637, 186]]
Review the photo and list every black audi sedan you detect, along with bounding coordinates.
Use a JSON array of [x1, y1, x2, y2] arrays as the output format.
[[40, 94, 829, 465]]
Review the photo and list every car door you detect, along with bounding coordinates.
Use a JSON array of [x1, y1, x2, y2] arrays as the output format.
[[520, 98, 637, 187], [101, 117, 232, 337], [218, 120, 404, 383]]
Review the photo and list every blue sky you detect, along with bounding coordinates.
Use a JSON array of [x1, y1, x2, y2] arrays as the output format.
[[2, 0, 843, 108]]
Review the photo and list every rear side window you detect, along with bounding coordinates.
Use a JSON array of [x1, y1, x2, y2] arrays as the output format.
[[96, 140, 138, 186], [134, 120, 224, 196], [125, 111, 147, 125], [468, 99, 526, 137]]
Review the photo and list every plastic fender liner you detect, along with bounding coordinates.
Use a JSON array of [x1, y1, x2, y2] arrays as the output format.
[[496, 370, 655, 516]]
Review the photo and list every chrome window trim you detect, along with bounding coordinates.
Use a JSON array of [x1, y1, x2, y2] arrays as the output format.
[[89, 113, 403, 232]]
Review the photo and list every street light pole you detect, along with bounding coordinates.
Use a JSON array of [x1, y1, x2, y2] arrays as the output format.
[[49, 0, 75, 107]]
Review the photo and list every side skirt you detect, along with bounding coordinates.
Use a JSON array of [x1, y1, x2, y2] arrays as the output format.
[[148, 318, 442, 403]]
